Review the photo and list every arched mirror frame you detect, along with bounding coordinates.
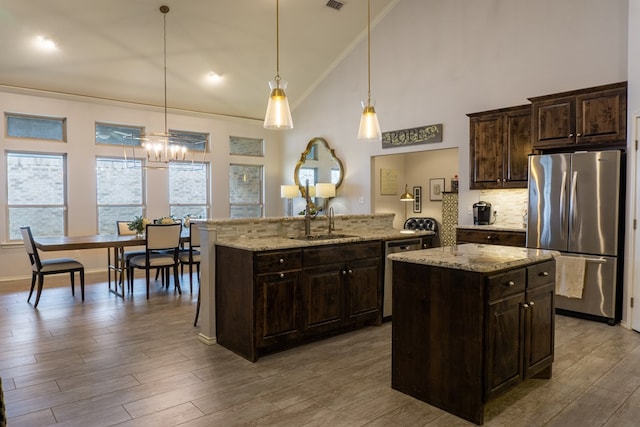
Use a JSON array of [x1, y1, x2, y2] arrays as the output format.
[[294, 137, 345, 199]]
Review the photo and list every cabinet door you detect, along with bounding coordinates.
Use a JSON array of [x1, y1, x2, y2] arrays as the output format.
[[255, 271, 301, 349], [302, 263, 344, 335], [524, 283, 554, 378], [470, 113, 503, 189], [503, 107, 532, 187], [532, 96, 575, 149], [345, 257, 381, 324], [576, 86, 626, 146], [486, 292, 525, 400]]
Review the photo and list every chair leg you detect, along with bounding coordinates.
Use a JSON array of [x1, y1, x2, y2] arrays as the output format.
[[27, 273, 37, 302], [70, 271, 75, 296], [189, 263, 193, 294], [34, 275, 45, 308], [194, 286, 201, 327], [80, 269, 85, 302], [173, 266, 181, 295], [145, 268, 150, 299]]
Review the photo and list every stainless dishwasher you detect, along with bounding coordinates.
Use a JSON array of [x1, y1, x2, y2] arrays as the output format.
[[384, 238, 423, 319]]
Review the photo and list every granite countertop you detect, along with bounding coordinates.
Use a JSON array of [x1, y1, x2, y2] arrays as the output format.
[[457, 225, 526, 233], [388, 243, 557, 273], [215, 229, 434, 252]]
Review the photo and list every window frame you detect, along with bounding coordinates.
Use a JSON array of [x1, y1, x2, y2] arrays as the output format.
[[6, 112, 67, 142]]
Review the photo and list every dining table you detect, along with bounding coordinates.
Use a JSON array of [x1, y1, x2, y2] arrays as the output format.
[[34, 233, 188, 298]]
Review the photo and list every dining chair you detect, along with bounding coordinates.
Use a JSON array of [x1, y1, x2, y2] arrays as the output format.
[[179, 222, 201, 294], [128, 223, 182, 299], [116, 220, 147, 292], [20, 226, 85, 308]]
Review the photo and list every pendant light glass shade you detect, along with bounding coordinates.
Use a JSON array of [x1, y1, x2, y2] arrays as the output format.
[[357, 0, 381, 141], [358, 102, 381, 140], [264, 0, 293, 130], [264, 79, 293, 129]]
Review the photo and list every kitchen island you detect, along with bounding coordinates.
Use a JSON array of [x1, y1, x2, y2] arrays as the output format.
[[388, 244, 557, 425]]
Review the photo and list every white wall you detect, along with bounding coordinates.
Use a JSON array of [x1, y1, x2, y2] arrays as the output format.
[[0, 89, 283, 279]]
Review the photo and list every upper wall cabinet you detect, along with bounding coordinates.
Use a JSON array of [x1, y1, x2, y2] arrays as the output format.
[[468, 105, 532, 190], [529, 82, 627, 150]]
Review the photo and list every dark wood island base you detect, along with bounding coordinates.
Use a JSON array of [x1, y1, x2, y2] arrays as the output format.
[[389, 244, 556, 425]]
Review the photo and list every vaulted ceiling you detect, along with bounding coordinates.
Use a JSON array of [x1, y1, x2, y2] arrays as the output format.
[[0, 0, 396, 120]]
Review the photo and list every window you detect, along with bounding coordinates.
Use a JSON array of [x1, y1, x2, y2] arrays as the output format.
[[169, 162, 209, 220], [170, 130, 208, 152], [96, 157, 144, 235], [7, 152, 66, 240], [6, 113, 66, 141], [229, 164, 263, 218], [298, 167, 317, 187], [229, 136, 263, 156], [95, 123, 143, 146]]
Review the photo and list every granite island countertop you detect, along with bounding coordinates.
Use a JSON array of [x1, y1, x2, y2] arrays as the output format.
[[388, 243, 557, 273], [215, 229, 434, 252]]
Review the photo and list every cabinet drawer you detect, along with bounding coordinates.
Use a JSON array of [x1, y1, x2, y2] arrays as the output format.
[[488, 269, 526, 301], [255, 250, 302, 273], [303, 241, 381, 267], [457, 229, 525, 247], [527, 261, 555, 289]]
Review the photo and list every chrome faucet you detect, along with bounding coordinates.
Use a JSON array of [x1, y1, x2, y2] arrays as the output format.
[[327, 206, 335, 236]]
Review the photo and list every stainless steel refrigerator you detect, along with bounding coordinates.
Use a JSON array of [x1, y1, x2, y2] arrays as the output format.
[[526, 150, 623, 324]]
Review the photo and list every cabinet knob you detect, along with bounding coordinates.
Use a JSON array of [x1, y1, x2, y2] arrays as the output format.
[[279, 258, 284, 264], [348, 269, 353, 275], [506, 280, 515, 287], [487, 235, 493, 241], [568, 133, 574, 138], [280, 273, 285, 278], [342, 270, 347, 275], [523, 303, 529, 309], [576, 133, 582, 137], [529, 301, 535, 307], [540, 271, 549, 277]]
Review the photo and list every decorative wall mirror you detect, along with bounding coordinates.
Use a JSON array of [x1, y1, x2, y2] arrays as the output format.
[[294, 137, 344, 198]]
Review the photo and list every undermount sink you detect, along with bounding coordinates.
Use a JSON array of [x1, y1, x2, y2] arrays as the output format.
[[289, 233, 355, 241]]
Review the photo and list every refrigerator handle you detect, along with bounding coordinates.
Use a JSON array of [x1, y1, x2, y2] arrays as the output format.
[[560, 171, 568, 236], [570, 171, 578, 236]]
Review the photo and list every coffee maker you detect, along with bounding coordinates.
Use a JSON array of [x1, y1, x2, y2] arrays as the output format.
[[473, 201, 492, 225]]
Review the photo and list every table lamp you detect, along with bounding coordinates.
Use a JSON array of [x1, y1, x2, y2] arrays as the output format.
[[315, 183, 336, 213], [280, 184, 299, 216]]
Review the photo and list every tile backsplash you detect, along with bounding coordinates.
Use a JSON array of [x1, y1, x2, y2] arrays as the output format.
[[479, 189, 528, 228]]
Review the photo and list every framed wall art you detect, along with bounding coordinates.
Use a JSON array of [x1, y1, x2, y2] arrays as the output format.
[[429, 178, 445, 201], [413, 186, 422, 213]]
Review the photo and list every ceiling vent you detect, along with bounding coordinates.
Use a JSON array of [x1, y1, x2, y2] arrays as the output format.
[[326, 0, 345, 11]]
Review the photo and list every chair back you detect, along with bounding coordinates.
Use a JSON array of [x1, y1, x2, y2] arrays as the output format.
[[20, 226, 43, 272], [116, 221, 136, 235], [145, 223, 181, 251], [189, 222, 201, 248]]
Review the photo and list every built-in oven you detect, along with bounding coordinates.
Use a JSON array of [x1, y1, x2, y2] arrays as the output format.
[[383, 238, 423, 319]]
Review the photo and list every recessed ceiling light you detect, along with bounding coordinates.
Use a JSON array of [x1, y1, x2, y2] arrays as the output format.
[[35, 35, 57, 51], [206, 72, 223, 84]]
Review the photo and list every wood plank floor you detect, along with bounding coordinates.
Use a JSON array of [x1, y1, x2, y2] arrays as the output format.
[[2, 272, 640, 426]]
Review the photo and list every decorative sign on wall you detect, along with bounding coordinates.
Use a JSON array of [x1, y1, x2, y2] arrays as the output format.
[[381, 124, 443, 149], [413, 186, 422, 213], [380, 168, 398, 195]]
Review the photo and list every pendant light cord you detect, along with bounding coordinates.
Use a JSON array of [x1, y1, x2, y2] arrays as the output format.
[[366, 0, 371, 105], [161, 5, 169, 134], [275, 0, 281, 84]]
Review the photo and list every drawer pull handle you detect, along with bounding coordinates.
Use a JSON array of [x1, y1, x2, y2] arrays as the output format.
[[279, 258, 284, 264], [540, 271, 549, 277], [506, 280, 515, 287], [280, 273, 285, 278], [487, 235, 493, 240]]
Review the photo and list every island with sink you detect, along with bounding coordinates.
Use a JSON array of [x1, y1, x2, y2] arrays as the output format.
[[389, 244, 557, 425], [207, 213, 433, 361]]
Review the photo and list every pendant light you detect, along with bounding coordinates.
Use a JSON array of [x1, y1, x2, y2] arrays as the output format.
[[264, 0, 293, 130], [357, 0, 381, 141], [124, 5, 207, 169]]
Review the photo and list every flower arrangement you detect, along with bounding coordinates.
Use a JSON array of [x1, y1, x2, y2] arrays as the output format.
[[182, 214, 201, 229], [157, 216, 176, 224], [128, 215, 150, 235]]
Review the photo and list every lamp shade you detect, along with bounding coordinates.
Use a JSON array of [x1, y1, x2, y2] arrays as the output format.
[[280, 184, 299, 198], [400, 184, 415, 201], [264, 80, 293, 129], [315, 183, 336, 198], [357, 104, 381, 141]]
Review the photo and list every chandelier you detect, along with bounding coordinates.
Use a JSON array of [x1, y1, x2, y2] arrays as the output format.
[[125, 5, 207, 169]]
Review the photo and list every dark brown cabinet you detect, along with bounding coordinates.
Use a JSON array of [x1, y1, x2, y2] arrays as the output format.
[[392, 258, 555, 425], [530, 82, 627, 150], [216, 240, 382, 361], [468, 105, 532, 190], [456, 228, 526, 247]]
